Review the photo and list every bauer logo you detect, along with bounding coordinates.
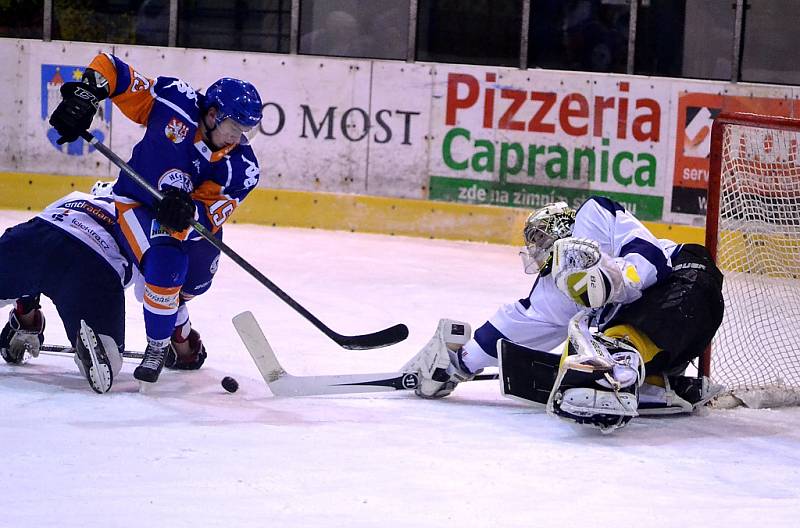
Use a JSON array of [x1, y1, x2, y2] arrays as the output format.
[[41, 64, 112, 156]]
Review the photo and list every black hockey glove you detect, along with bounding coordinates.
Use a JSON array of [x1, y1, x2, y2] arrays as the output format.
[[49, 82, 107, 144], [156, 187, 196, 232]]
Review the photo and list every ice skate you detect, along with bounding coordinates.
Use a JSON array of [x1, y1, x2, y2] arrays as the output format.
[[134, 344, 167, 385], [74, 320, 121, 394]]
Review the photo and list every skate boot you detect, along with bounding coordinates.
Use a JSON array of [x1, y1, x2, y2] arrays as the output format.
[[0, 299, 46, 364], [74, 320, 122, 394], [134, 343, 168, 384], [670, 375, 726, 409]]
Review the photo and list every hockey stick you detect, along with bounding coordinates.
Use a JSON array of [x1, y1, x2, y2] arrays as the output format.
[[79, 131, 408, 350], [40, 344, 145, 360], [233, 311, 497, 397]]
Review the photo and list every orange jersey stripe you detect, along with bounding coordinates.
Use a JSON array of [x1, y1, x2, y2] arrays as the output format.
[[88, 54, 118, 95], [115, 201, 144, 262], [88, 54, 155, 125], [146, 284, 181, 297]]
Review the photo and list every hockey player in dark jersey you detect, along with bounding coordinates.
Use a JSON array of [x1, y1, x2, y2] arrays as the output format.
[[0, 192, 133, 393], [403, 197, 725, 432], [36, 52, 263, 386]]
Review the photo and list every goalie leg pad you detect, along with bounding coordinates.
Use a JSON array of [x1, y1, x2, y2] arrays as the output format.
[[401, 318, 473, 399], [552, 387, 638, 432], [546, 313, 644, 432]]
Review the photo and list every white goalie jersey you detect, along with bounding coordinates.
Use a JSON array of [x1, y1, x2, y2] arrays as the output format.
[[459, 196, 679, 373]]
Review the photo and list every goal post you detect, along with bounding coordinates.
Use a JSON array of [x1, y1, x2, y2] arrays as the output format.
[[703, 112, 800, 408]]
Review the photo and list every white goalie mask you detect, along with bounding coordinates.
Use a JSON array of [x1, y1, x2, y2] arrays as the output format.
[[520, 202, 576, 274]]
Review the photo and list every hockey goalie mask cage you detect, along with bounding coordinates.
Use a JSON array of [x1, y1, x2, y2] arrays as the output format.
[[520, 202, 576, 274]]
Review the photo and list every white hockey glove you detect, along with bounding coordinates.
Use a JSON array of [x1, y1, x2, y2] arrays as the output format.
[[547, 313, 644, 433], [552, 238, 623, 308], [401, 319, 474, 399], [91, 179, 116, 197]]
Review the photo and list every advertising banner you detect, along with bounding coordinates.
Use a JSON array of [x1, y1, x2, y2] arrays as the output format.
[[426, 65, 671, 221], [670, 86, 800, 217], [2, 39, 799, 227]]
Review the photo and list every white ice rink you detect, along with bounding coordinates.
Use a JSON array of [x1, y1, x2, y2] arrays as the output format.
[[1, 209, 800, 528]]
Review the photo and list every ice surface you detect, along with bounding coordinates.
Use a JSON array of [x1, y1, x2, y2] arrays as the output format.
[[1, 210, 799, 527]]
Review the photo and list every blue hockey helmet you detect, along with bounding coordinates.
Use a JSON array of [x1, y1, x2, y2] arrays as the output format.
[[204, 78, 263, 128]]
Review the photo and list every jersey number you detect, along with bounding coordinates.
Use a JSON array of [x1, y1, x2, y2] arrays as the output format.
[[209, 199, 235, 227]]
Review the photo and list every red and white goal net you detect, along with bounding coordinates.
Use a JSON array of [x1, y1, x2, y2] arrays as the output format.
[[704, 113, 800, 407]]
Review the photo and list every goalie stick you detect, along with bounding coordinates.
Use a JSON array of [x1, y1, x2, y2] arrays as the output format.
[[79, 131, 408, 350], [233, 311, 497, 397]]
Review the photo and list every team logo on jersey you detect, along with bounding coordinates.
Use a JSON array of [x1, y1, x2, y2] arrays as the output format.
[[158, 169, 193, 192], [165, 118, 189, 144]]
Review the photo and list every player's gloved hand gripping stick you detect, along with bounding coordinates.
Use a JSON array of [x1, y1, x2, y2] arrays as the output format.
[[79, 131, 408, 350]]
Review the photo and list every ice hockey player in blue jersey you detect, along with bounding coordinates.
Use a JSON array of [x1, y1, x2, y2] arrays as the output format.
[[46, 52, 263, 385], [0, 192, 133, 393], [403, 197, 725, 432]]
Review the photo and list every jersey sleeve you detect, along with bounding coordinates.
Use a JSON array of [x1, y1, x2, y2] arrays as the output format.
[[88, 53, 156, 125], [573, 196, 672, 304], [190, 149, 260, 233]]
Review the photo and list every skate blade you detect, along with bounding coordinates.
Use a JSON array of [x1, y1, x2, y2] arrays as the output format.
[[79, 320, 111, 393], [138, 380, 156, 393]]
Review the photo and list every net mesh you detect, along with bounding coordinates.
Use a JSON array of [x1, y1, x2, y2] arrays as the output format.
[[711, 120, 800, 404]]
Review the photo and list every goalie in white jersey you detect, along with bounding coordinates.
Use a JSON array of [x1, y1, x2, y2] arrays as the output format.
[[404, 196, 725, 432]]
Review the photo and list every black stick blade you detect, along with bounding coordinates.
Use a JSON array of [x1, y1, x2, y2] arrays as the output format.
[[336, 324, 409, 350]]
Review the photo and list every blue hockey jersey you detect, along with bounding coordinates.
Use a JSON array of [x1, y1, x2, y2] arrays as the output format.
[[89, 53, 259, 253]]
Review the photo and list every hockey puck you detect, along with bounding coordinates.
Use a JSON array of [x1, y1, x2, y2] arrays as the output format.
[[221, 376, 239, 393]]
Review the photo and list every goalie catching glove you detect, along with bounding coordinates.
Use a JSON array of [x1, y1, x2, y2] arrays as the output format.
[[401, 319, 476, 398], [552, 237, 624, 308]]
